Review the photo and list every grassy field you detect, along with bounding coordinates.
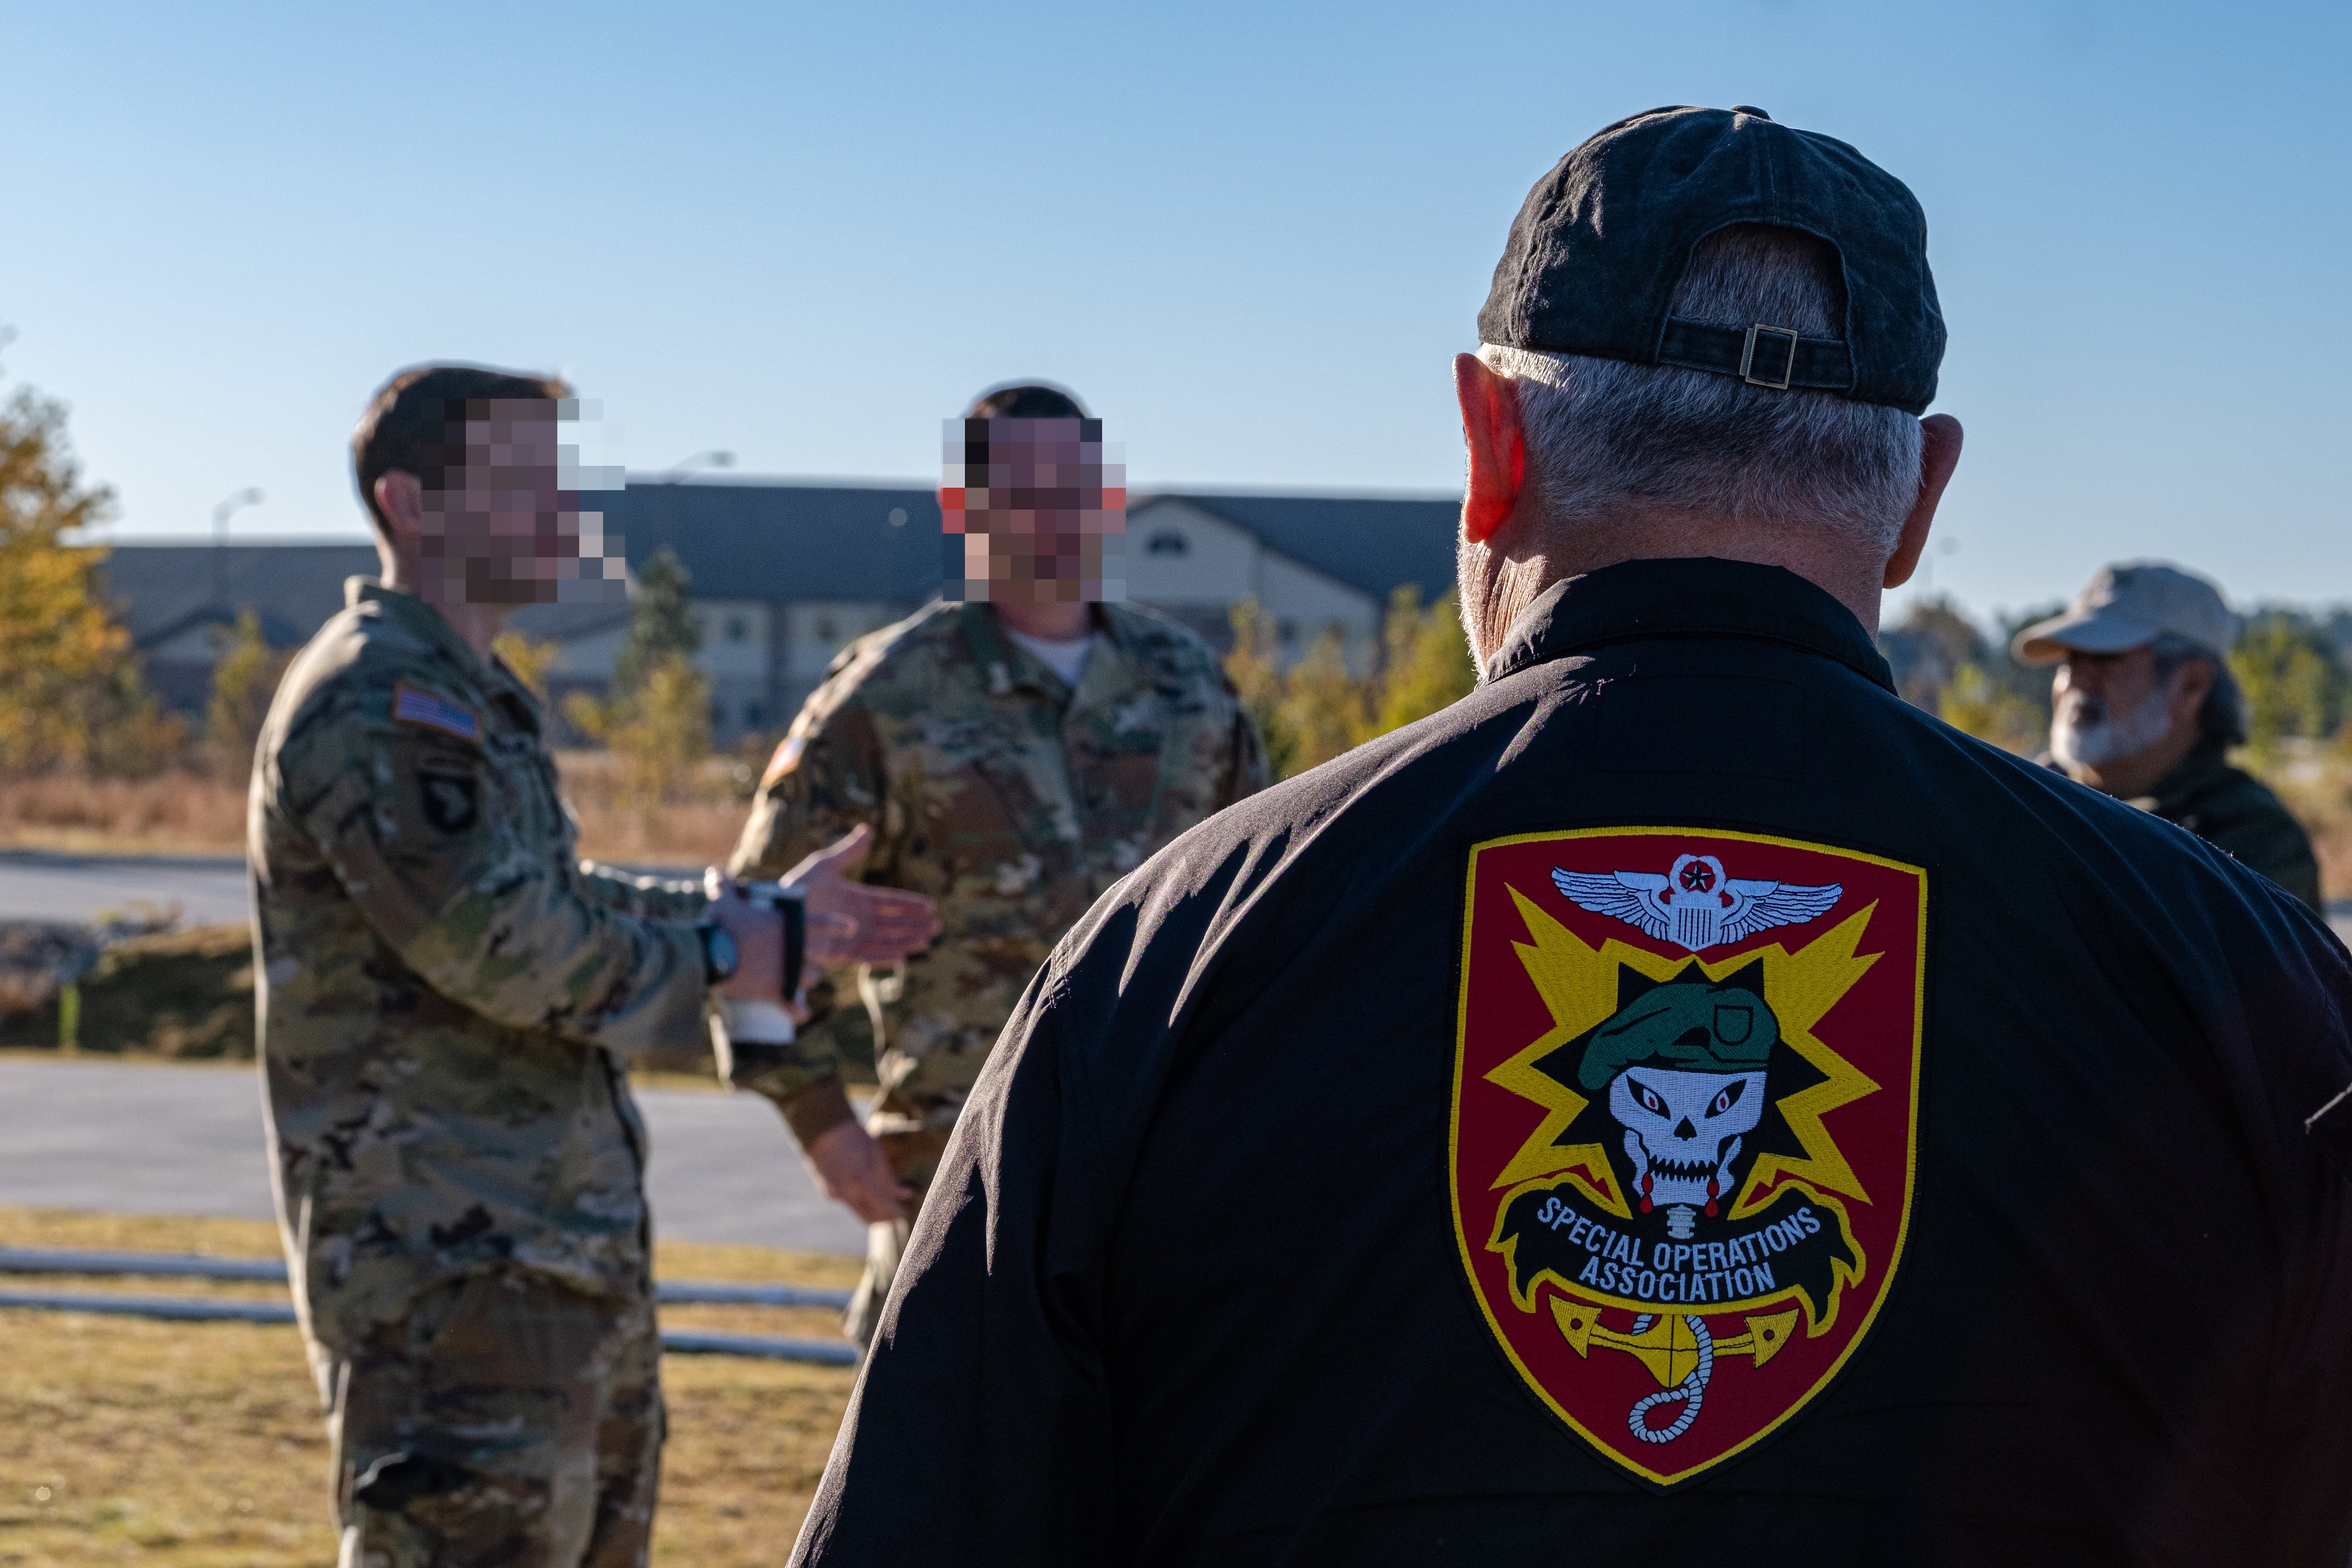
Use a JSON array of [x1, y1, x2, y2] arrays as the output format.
[[0, 1208, 859, 1568]]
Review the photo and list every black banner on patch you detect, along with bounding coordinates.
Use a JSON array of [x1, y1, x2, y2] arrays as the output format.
[[1498, 1178, 1857, 1327]]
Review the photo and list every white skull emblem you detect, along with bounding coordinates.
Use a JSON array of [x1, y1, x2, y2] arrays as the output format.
[[1610, 1067, 1767, 1214]]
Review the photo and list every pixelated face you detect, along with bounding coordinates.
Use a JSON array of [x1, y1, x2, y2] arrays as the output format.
[[417, 398, 622, 607], [940, 416, 1126, 605]]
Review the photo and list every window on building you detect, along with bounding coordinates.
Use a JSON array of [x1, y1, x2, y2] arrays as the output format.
[[725, 614, 749, 643], [743, 702, 764, 729], [1145, 530, 1189, 557], [815, 617, 837, 644]]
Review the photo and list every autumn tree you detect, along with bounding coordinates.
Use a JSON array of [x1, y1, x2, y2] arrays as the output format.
[[1368, 585, 1477, 735], [2232, 610, 2348, 756], [207, 608, 290, 777], [1224, 597, 1299, 780], [565, 546, 711, 814], [611, 548, 700, 694], [1937, 664, 2046, 755], [1278, 629, 1368, 775], [1226, 587, 1479, 782], [0, 381, 169, 774], [491, 629, 561, 700]]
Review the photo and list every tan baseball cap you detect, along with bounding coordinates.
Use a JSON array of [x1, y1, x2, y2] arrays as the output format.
[[2010, 562, 2236, 668]]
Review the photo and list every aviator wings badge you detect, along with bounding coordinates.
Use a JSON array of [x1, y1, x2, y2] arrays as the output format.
[[1452, 828, 1925, 1489], [1551, 853, 1841, 954]]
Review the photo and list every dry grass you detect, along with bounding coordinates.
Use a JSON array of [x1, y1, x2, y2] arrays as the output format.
[[0, 774, 252, 858], [545, 749, 754, 868], [0, 1208, 858, 1568], [0, 751, 754, 866]]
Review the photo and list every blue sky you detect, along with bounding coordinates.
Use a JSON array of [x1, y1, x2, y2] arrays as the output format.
[[2, 0, 2344, 627]]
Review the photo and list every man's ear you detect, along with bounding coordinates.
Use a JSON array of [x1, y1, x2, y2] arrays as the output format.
[[373, 471, 426, 549], [1882, 413, 1964, 589], [2172, 655, 2217, 723], [1455, 353, 1526, 547]]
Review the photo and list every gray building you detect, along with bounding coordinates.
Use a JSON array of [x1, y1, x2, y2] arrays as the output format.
[[97, 479, 1460, 744]]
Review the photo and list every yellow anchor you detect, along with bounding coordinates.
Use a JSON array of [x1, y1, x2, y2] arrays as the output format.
[[1549, 1297, 1800, 1388]]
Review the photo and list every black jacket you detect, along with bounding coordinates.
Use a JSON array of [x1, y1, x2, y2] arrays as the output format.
[[2146, 740, 2322, 914], [795, 559, 2352, 1568]]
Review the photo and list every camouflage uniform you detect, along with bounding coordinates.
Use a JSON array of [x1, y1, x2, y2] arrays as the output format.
[[728, 600, 1267, 1339], [2142, 739, 2324, 912], [252, 579, 708, 1568]]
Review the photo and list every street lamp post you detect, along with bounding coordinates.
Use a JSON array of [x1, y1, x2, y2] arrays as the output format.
[[210, 487, 265, 610], [661, 450, 734, 483]]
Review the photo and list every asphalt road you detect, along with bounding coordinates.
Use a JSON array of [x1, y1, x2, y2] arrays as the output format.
[[0, 851, 867, 1252], [0, 848, 252, 927], [0, 1056, 868, 1256]]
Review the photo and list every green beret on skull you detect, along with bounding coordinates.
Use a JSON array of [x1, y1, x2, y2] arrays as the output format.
[[1576, 973, 1779, 1092]]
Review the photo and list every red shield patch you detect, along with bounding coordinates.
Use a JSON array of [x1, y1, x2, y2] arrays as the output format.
[[1451, 827, 1925, 1488]]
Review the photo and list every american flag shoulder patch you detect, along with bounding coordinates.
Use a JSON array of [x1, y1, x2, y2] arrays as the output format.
[[393, 683, 481, 743]]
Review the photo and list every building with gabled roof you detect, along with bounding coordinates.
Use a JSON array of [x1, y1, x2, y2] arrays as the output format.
[[97, 479, 1463, 743]]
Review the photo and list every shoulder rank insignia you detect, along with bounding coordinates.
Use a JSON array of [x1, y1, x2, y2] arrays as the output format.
[[1452, 827, 1925, 1489], [393, 683, 481, 744]]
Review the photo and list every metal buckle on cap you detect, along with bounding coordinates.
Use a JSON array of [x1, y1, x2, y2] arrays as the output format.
[[1740, 324, 1799, 390]]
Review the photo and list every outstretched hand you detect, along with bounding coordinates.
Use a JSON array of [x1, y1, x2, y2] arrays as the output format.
[[785, 824, 942, 969], [805, 1120, 912, 1224]]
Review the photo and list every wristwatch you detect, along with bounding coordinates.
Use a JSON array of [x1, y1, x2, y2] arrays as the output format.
[[698, 923, 740, 986]]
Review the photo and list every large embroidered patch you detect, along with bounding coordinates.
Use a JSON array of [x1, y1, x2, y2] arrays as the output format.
[[1451, 827, 1924, 1489]]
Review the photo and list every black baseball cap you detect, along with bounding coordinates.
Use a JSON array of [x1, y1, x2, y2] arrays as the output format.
[[1478, 106, 1945, 414]]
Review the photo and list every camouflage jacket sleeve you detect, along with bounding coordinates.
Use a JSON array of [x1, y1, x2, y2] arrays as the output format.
[[722, 679, 896, 1109], [281, 700, 707, 1061], [577, 860, 709, 922], [1221, 701, 1273, 808]]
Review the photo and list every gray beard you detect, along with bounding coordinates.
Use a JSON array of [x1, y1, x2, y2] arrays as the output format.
[[2051, 687, 2175, 769]]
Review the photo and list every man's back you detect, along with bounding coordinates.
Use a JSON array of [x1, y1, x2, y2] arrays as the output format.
[[803, 561, 2352, 1566]]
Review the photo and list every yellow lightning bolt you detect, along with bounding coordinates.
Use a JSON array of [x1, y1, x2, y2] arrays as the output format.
[[1486, 887, 1884, 1214]]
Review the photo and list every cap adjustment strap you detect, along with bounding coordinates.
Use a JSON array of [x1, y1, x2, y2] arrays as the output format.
[[1740, 324, 1800, 389], [1656, 316, 1856, 393]]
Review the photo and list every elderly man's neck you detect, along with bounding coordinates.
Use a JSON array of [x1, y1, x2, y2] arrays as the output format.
[[1462, 508, 1894, 669]]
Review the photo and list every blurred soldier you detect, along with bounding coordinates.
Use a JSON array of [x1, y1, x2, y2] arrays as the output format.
[[728, 382, 1268, 1345], [2013, 562, 2321, 910], [252, 364, 936, 1568]]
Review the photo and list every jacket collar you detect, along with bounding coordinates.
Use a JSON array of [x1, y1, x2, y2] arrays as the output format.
[[960, 602, 1128, 700], [2148, 739, 2236, 817], [346, 577, 539, 726], [1482, 557, 1896, 694]]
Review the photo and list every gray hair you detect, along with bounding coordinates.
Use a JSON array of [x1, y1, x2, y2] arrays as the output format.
[[2150, 631, 2248, 747], [1478, 224, 1926, 549]]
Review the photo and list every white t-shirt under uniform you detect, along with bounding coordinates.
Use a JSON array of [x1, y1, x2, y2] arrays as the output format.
[[1006, 629, 1094, 689]]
